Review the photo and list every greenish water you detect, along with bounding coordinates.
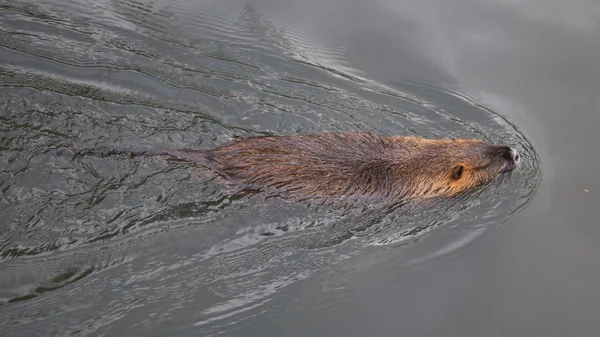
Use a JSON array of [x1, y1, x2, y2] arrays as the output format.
[[2, 0, 597, 336]]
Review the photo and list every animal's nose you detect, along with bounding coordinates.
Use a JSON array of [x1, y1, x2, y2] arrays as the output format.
[[498, 146, 519, 163], [491, 145, 521, 164], [511, 148, 520, 163]]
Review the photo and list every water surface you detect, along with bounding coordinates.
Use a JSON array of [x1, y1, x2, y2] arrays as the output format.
[[1, 0, 597, 336]]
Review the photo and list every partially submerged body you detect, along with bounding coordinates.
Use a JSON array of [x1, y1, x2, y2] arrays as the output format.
[[201, 132, 519, 201], [77, 132, 520, 202]]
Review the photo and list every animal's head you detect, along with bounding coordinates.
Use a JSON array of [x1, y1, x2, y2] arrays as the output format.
[[398, 137, 520, 198]]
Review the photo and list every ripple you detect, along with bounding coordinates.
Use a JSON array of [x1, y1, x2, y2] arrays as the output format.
[[0, 0, 540, 335]]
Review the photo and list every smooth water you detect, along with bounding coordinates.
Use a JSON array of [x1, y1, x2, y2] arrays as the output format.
[[1, 0, 598, 336]]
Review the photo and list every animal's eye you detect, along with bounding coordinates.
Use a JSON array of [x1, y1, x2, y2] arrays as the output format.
[[452, 165, 464, 180]]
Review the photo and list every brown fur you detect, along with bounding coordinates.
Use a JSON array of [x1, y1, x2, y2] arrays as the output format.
[[201, 132, 518, 202]]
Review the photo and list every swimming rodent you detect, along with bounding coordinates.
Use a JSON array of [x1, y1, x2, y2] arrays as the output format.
[[73, 132, 520, 202]]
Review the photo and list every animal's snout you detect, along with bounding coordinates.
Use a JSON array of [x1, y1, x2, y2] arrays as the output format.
[[510, 148, 520, 163], [490, 145, 520, 163]]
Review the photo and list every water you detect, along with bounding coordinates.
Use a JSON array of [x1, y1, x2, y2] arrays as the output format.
[[1, 0, 598, 336]]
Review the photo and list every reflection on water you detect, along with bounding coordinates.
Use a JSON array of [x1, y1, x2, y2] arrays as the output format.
[[0, 0, 539, 335]]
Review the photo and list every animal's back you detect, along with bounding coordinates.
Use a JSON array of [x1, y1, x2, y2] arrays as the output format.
[[203, 132, 407, 200]]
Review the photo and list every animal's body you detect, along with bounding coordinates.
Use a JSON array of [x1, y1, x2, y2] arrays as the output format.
[[75, 132, 520, 202]]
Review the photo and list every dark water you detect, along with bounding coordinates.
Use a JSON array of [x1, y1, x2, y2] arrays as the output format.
[[0, 0, 597, 336]]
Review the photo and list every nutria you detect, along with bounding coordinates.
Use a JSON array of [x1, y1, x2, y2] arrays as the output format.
[[74, 132, 519, 202]]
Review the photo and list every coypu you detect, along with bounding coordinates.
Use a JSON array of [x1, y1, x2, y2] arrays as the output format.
[[74, 132, 520, 202]]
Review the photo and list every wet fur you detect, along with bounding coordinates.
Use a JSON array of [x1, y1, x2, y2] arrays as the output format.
[[72, 132, 515, 202]]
